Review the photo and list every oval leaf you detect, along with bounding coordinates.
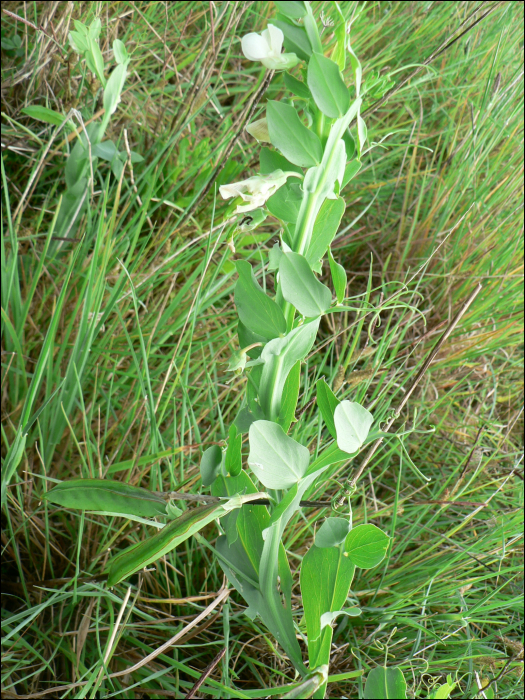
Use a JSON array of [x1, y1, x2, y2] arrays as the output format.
[[267, 101, 322, 168], [364, 666, 407, 700], [43, 478, 167, 518], [308, 52, 350, 118], [334, 400, 374, 454], [280, 251, 332, 317], [248, 420, 309, 489], [235, 260, 286, 340], [200, 445, 223, 487], [344, 524, 390, 569], [225, 424, 243, 477]]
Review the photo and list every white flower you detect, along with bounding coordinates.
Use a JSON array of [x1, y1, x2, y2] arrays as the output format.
[[241, 24, 299, 71], [219, 169, 302, 213]]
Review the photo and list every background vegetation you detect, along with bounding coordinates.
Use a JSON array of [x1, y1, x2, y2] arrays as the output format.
[[1, 1, 523, 697]]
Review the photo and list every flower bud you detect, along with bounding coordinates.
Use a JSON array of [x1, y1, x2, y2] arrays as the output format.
[[246, 117, 271, 143]]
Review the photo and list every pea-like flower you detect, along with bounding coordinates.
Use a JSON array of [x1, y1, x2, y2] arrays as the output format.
[[241, 24, 299, 71], [219, 169, 302, 213]]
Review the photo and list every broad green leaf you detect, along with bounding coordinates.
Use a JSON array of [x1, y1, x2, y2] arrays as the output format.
[[267, 101, 322, 168], [200, 445, 223, 487], [21, 106, 67, 128], [225, 424, 242, 477], [266, 182, 302, 223], [92, 140, 118, 161], [364, 667, 407, 700], [315, 516, 350, 548], [342, 158, 362, 189], [308, 52, 349, 118], [103, 64, 127, 118], [277, 360, 301, 432], [271, 19, 312, 61], [43, 478, 167, 518], [306, 197, 345, 271], [301, 544, 356, 669], [259, 146, 303, 176], [280, 252, 332, 317], [274, 1, 306, 18], [107, 501, 232, 586], [334, 400, 374, 454], [344, 524, 390, 569], [87, 36, 106, 87], [284, 72, 311, 99], [237, 320, 264, 359], [73, 20, 88, 35], [328, 247, 347, 303], [88, 18, 102, 40], [69, 30, 88, 54], [234, 405, 261, 433], [235, 260, 286, 340], [316, 378, 340, 439], [259, 318, 320, 419], [248, 420, 309, 489], [113, 38, 128, 65]]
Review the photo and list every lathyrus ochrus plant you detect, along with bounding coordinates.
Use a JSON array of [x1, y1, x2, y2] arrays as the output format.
[[43, 3, 406, 697], [22, 19, 141, 249]]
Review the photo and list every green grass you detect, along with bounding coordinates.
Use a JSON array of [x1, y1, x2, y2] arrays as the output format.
[[1, 1, 523, 698]]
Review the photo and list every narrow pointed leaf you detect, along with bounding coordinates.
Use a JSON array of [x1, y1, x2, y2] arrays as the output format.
[[259, 318, 320, 419], [277, 360, 301, 432], [43, 478, 167, 518], [107, 501, 231, 586], [328, 247, 347, 303], [316, 378, 340, 439], [306, 197, 345, 271]]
